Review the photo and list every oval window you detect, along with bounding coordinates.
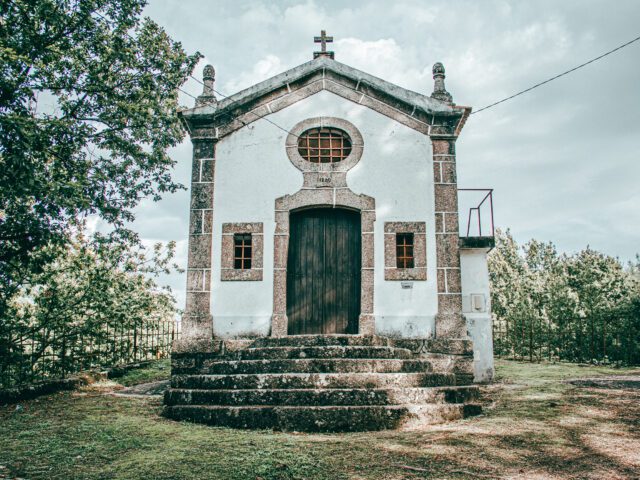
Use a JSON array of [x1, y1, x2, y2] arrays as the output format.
[[297, 127, 352, 164]]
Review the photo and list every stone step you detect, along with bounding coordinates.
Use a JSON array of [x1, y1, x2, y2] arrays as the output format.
[[250, 335, 392, 348], [171, 372, 458, 390], [414, 353, 475, 378], [234, 346, 413, 360], [164, 386, 479, 407], [162, 403, 482, 432], [174, 358, 434, 375]]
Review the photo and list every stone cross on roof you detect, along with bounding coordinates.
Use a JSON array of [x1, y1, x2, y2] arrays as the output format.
[[313, 30, 334, 59]]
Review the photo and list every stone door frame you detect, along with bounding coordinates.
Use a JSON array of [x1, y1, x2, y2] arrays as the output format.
[[271, 188, 376, 336]]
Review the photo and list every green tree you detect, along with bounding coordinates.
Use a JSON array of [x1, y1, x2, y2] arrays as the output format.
[[0, 234, 180, 388], [488, 229, 534, 359], [566, 248, 628, 362], [489, 230, 639, 365], [0, 0, 200, 313]]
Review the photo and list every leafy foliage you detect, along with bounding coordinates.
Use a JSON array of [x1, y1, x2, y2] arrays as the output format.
[[0, 234, 180, 388], [489, 229, 640, 365], [0, 0, 201, 314]]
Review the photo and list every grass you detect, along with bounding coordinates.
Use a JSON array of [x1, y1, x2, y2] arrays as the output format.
[[0, 360, 639, 480], [115, 359, 171, 387]]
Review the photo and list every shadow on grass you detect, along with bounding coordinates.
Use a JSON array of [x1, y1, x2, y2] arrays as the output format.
[[0, 360, 638, 480]]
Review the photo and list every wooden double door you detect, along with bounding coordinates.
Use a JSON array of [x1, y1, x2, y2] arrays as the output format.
[[286, 208, 361, 335]]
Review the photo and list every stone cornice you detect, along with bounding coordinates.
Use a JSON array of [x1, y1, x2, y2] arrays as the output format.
[[179, 57, 470, 139]]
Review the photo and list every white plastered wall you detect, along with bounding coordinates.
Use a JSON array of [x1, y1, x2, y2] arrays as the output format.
[[210, 90, 437, 338], [460, 248, 494, 382]]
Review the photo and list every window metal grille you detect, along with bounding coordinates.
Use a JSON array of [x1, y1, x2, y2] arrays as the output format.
[[297, 127, 352, 163], [234, 233, 252, 270], [396, 232, 414, 269]]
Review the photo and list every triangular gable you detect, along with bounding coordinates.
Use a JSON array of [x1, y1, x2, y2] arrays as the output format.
[[180, 56, 470, 139]]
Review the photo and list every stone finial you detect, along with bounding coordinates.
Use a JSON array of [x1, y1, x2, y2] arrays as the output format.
[[431, 62, 453, 104], [196, 64, 217, 107]]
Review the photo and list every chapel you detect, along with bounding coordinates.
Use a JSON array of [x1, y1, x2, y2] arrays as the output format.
[[164, 32, 496, 431]]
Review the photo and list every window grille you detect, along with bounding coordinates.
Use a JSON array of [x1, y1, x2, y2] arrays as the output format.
[[297, 127, 352, 163], [396, 232, 414, 269], [234, 233, 252, 270]]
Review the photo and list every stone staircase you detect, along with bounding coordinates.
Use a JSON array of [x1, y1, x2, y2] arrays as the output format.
[[163, 335, 481, 432]]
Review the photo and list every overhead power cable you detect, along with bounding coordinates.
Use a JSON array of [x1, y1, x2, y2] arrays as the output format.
[[92, 10, 300, 138], [472, 33, 640, 114], [178, 87, 298, 138]]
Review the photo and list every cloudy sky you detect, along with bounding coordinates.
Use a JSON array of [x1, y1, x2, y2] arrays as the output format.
[[134, 0, 640, 307]]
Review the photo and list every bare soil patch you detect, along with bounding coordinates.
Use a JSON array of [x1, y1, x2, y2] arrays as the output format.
[[567, 375, 640, 390]]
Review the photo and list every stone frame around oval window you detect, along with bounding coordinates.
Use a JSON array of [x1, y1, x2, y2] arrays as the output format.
[[286, 117, 364, 174]]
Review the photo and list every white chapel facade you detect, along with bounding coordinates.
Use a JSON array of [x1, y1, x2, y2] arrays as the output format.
[[165, 34, 495, 431]]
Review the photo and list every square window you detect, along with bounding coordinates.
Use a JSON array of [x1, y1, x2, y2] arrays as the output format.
[[233, 233, 252, 270], [396, 232, 414, 269]]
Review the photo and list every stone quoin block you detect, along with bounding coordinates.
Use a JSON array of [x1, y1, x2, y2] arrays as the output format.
[[435, 213, 444, 234], [437, 293, 463, 315], [434, 184, 459, 213], [433, 161, 442, 183], [444, 212, 459, 234], [200, 159, 216, 182], [192, 140, 216, 160], [185, 291, 211, 316], [445, 268, 462, 294], [440, 161, 457, 184], [191, 158, 201, 183], [189, 210, 203, 235], [437, 268, 447, 293], [436, 233, 460, 268], [190, 183, 214, 210], [189, 209, 213, 235], [187, 234, 212, 269], [431, 139, 455, 155], [203, 210, 213, 234], [186, 269, 206, 292], [435, 312, 468, 339]]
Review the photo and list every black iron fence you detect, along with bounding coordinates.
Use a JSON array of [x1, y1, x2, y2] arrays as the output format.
[[0, 318, 180, 389]]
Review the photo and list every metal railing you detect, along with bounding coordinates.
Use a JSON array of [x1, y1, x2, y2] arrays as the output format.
[[1, 319, 180, 389], [458, 188, 495, 237]]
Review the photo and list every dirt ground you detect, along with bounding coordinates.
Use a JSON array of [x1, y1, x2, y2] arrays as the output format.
[[1, 360, 639, 480]]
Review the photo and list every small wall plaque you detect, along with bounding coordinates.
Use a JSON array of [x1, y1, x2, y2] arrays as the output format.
[[401, 281, 413, 289]]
